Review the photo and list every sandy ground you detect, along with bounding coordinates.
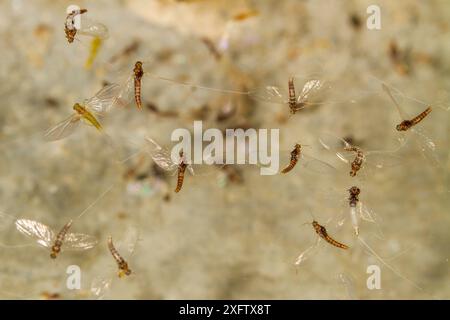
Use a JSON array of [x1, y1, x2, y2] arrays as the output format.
[[0, 0, 449, 299]]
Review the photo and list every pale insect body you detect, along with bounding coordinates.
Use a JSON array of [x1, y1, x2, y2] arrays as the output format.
[[44, 83, 123, 141], [91, 228, 139, 299], [317, 186, 380, 237], [381, 83, 442, 167], [318, 132, 403, 178], [65, 9, 88, 43], [65, 10, 108, 44], [14, 219, 97, 258]]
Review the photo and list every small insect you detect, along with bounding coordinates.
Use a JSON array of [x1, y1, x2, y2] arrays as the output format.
[[249, 75, 329, 116], [45, 83, 122, 141], [311, 220, 349, 250], [318, 186, 379, 237], [319, 132, 403, 178], [281, 143, 301, 173], [395, 106, 432, 131], [144, 138, 196, 193], [343, 145, 365, 177], [382, 83, 442, 167], [133, 61, 144, 109], [108, 236, 132, 278], [295, 215, 348, 267], [15, 219, 97, 258], [175, 150, 188, 193], [91, 227, 139, 299], [65, 9, 87, 43], [348, 186, 361, 235]]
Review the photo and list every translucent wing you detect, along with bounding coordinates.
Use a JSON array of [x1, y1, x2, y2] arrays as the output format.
[[119, 226, 140, 256], [84, 83, 123, 115], [294, 237, 321, 267], [90, 276, 112, 299], [145, 138, 178, 172], [15, 219, 55, 248], [78, 18, 109, 40], [359, 203, 378, 223], [382, 83, 410, 120], [365, 150, 402, 168], [64, 233, 98, 250], [248, 85, 286, 105], [44, 114, 81, 141], [318, 133, 351, 151], [410, 127, 442, 167], [297, 79, 325, 105], [301, 153, 337, 174]]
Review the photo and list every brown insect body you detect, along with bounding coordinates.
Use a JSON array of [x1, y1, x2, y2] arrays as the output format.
[[50, 220, 73, 259], [396, 106, 432, 131], [65, 9, 87, 43], [281, 144, 301, 174], [175, 162, 187, 193], [348, 186, 360, 208], [345, 146, 365, 177], [288, 78, 297, 113], [133, 61, 144, 109], [312, 221, 348, 250], [108, 236, 132, 278]]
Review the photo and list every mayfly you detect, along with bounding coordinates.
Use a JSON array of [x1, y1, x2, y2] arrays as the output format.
[[144, 138, 195, 193], [65, 10, 109, 44], [44, 83, 122, 141], [317, 186, 380, 237], [295, 215, 348, 267], [382, 83, 442, 167], [133, 61, 144, 110], [249, 75, 331, 115], [65, 9, 88, 43], [318, 132, 403, 178], [311, 220, 349, 250], [91, 227, 139, 299], [15, 219, 97, 258], [280, 143, 335, 174], [108, 236, 132, 277]]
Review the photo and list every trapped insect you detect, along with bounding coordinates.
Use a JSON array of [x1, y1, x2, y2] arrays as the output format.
[[319, 132, 403, 178], [65, 9, 87, 43], [44, 83, 122, 141], [311, 220, 349, 250], [15, 219, 97, 258], [133, 61, 144, 110], [108, 236, 132, 277], [91, 227, 139, 299]]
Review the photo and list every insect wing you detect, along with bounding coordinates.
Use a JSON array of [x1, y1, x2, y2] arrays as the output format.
[[44, 114, 81, 141], [365, 150, 402, 168], [64, 233, 98, 251], [301, 153, 337, 175], [15, 219, 55, 248], [294, 237, 321, 266], [78, 18, 109, 40], [296, 78, 325, 105], [382, 83, 410, 120], [248, 85, 286, 105], [84, 83, 123, 115], [145, 138, 178, 172], [91, 276, 112, 299]]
